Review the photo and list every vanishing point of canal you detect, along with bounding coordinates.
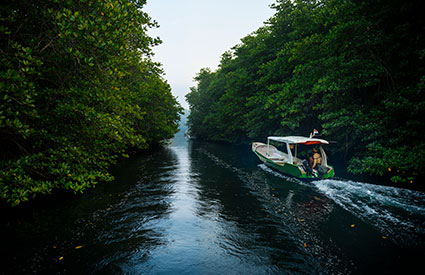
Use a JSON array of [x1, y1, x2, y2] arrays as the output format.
[[1, 125, 424, 274]]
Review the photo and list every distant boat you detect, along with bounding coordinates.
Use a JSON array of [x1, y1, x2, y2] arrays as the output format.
[[184, 130, 191, 140], [252, 136, 335, 180]]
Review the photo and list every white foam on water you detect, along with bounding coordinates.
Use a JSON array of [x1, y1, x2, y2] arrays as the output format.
[[258, 162, 425, 245], [203, 151, 366, 272], [313, 179, 425, 245], [204, 149, 424, 272]]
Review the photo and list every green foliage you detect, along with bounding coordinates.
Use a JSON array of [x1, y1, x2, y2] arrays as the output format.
[[186, 0, 425, 184], [0, 0, 182, 206]]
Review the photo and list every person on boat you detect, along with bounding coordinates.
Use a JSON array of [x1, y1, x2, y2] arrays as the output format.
[[309, 148, 322, 169]]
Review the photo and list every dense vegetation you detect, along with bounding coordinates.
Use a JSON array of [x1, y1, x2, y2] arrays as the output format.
[[186, 0, 425, 184], [0, 0, 182, 206]]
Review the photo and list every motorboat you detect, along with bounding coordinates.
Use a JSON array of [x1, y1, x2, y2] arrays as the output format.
[[252, 135, 335, 179]]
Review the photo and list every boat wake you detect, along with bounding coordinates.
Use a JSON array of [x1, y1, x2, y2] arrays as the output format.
[[312, 179, 425, 246], [199, 151, 354, 273], [257, 164, 304, 185], [199, 148, 425, 273], [258, 163, 425, 245]]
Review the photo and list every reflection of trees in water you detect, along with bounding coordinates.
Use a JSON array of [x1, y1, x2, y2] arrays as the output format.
[[93, 147, 179, 273], [0, 147, 179, 274], [188, 142, 322, 273], [189, 141, 358, 273]]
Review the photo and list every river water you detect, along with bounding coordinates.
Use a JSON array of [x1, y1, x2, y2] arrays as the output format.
[[1, 128, 424, 274]]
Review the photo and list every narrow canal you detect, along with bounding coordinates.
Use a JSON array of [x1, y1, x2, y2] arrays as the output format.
[[1, 127, 424, 274]]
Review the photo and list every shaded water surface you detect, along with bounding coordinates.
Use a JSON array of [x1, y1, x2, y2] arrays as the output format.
[[1, 131, 424, 274]]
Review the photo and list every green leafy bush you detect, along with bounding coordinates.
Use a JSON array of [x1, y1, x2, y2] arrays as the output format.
[[0, 0, 182, 206], [186, 0, 425, 184]]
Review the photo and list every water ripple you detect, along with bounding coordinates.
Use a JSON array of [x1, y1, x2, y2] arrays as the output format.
[[313, 179, 425, 246]]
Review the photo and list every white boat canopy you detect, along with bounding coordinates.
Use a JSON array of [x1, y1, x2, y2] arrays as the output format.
[[268, 136, 329, 145], [266, 136, 330, 166]]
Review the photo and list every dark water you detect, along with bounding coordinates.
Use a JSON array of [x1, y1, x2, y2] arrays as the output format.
[[1, 129, 425, 274]]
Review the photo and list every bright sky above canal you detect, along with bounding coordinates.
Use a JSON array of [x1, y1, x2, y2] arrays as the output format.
[[144, 0, 276, 109]]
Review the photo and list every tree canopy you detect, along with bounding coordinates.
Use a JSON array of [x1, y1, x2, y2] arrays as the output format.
[[186, 0, 425, 184], [0, 0, 182, 206]]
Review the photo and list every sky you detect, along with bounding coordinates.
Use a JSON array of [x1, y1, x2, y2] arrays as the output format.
[[144, 0, 276, 109]]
